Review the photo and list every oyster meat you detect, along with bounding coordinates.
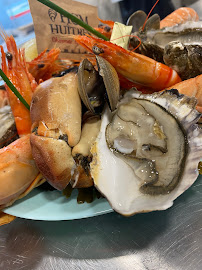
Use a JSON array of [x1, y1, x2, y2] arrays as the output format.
[[90, 90, 202, 215]]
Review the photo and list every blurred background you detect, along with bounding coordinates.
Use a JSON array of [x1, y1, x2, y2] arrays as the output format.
[[0, 0, 201, 46]]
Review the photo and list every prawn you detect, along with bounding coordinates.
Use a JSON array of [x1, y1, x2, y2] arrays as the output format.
[[165, 74, 202, 114], [0, 35, 37, 136], [74, 35, 181, 90], [160, 7, 199, 28]]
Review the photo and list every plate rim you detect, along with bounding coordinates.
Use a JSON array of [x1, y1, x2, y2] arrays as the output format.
[[3, 188, 114, 221]]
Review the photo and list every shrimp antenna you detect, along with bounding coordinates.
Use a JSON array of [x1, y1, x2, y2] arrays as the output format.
[[0, 24, 7, 41], [142, 0, 160, 31]]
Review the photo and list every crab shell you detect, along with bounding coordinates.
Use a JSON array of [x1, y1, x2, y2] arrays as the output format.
[[90, 90, 202, 216]]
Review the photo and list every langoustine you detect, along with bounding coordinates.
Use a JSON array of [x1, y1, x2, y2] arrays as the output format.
[[94, 18, 114, 39]]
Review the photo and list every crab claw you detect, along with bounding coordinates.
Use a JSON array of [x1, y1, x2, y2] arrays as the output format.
[[30, 71, 82, 190], [30, 135, 75, 190]]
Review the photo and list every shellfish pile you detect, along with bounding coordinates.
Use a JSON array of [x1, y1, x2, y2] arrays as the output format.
[[0, 6, 202, 220]]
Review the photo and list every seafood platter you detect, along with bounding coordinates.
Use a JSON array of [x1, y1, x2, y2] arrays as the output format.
[[0, 3, 201, 225]]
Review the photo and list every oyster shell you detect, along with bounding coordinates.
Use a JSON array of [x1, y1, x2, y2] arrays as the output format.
[[130, 20, 202, 79], [77, 56, 120, 114], [163, 41, 202, 80], [90, 90, 202, 215]]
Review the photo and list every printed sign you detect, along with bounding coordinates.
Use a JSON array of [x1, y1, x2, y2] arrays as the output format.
[[29, 0, 99, 60]]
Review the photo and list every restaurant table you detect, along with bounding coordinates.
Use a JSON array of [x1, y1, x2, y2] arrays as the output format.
[[0, 175, 201, 270]]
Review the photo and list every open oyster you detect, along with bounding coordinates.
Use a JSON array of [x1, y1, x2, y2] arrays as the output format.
[[90, 90, 202, 215]]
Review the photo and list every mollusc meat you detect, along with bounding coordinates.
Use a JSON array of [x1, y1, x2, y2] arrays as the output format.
[[90, 90, 202, 216]]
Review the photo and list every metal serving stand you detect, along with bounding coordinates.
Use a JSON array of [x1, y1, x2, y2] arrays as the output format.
[[0, 176, 201, 270]]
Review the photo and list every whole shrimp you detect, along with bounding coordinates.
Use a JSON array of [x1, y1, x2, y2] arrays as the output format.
[[0, 31, 67, 135], [74, 35, 181, 90], [0, 35, 37, 136]]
